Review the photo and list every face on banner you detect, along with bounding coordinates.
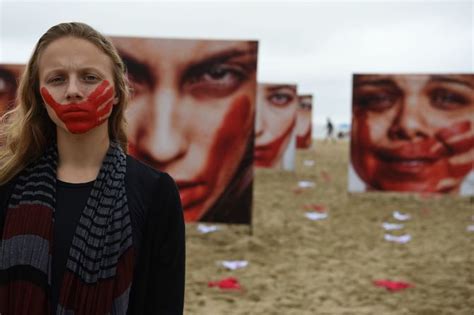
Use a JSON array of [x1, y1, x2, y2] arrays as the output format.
[[0, 64, 24, 116], [296, 95, 312, 149], [255, 84, 298, 168], [111, 37, 257, 222], [351, 74, 474, 194]]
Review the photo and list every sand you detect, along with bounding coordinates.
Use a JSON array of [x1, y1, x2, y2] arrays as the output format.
[[184, 140, 473, 315]]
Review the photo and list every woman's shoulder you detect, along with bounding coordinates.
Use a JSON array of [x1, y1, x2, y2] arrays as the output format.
[[125, 154, 178, 200], [125, 155, 183, 235]]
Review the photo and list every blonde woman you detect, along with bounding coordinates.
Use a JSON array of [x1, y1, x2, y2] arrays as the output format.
[[0, 22, 185, 314]]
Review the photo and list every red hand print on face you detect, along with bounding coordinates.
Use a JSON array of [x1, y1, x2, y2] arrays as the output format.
[[40, 80, 115, 134], [254, 118, 296, 168], [357, 118, 474, 193], [382, 120, 474, 193]]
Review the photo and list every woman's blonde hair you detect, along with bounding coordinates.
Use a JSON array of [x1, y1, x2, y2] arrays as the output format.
[[0, 22, 129, 185]]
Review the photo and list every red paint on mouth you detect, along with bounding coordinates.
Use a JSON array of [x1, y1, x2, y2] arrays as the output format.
[[40, 80, 114, 134], [353, 115, 474, 193], [255, 118, 296, 167], [296, 126, 312, 149]]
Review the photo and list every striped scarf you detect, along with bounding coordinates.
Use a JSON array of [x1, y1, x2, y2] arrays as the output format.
[[0, 142, 134, 315]]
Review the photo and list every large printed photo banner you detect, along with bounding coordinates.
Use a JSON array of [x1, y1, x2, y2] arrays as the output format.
[[296, 94, 313, 149], [349, 74, 474, 195], [0, 64, 25, 117], [255, 83, 298, 170], [110, 36, 258, 224]]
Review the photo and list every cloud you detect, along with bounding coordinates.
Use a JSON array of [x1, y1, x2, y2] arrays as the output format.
[[1, 0, 471, 123]]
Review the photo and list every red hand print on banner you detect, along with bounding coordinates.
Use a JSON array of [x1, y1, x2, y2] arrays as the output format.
[[434, 120, 474, 191]]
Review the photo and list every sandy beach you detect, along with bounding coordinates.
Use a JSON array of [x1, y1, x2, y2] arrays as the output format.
[[184, 140, 473, 315]]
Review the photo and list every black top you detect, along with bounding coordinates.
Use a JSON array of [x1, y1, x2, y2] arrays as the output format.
[[0, 155, 185, 315], [53, 179, 94, 311]]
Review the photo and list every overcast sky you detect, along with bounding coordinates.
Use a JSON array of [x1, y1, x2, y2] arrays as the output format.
[[0, 0, 472, 128]]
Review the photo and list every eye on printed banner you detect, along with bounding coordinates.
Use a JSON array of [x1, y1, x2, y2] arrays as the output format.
[[296, 94, 313, 149], [0, 64, 25, 117], [255, 83, 298, 171], [110, 36, 258, 224], [348, 74, 474, 195]]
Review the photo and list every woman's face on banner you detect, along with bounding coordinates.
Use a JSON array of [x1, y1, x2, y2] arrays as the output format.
[[0, 65, 23, 116], [352, 74, 474, 193], [254, 84, 298, 167], [296, 96, 312, 136], [112, 38, 257, 221]]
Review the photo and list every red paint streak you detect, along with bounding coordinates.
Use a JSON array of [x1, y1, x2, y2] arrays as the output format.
[[449, 161, 473, 178], [437, 120, 474, 155], [374, 138, 441, 160], [354, 117, 474, 192], [437, 120, 471, 140], [373, 280, 413, 292], [208, 277, 242, 290], [254, 118, 296, 168], [296, 126, 312, 148], [183, 95, 252, 222], [40, 80, 114, 134]]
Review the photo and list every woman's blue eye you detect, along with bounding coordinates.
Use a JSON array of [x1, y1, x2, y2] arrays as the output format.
[[268, 93, 294, 107]]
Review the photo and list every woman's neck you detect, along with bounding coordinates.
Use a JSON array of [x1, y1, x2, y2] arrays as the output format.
[[56, 124, 110, 183]]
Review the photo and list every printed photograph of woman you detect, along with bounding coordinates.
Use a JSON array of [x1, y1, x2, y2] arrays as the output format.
[[349, 74, 474, 195]]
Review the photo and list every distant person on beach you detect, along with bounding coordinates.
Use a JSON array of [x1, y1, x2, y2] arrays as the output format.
[[325, 117, 334, 142], [350, 74, 474, 194]]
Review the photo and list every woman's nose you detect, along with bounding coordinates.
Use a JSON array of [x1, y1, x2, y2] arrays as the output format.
[[388, 94, 430, 140], [65, 78, 84, 102], [137, 88, 187, 167]]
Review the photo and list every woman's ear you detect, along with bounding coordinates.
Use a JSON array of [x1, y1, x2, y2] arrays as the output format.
[[113, 97, 119, 105]]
